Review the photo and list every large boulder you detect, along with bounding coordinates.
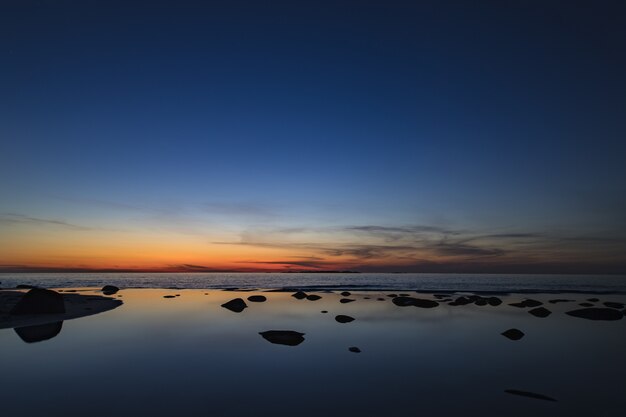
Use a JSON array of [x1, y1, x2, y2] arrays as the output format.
[[10, 288, 65, 315], [14, 321, 63, 343]]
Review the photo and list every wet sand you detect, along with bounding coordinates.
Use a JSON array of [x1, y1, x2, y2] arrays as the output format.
[[0, 287, 625, 416]]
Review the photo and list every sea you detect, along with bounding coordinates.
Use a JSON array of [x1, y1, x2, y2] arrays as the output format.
[[1, 272, 625, 293]]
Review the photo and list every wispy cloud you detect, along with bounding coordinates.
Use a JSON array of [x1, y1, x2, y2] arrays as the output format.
[[0, 213, 93, 231]]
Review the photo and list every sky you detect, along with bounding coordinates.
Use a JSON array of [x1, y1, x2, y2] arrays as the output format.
[[1, 0, 625, 273]]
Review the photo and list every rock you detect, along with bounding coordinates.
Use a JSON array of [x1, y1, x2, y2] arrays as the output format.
[[487, 297, 502, 306], [549, 299, 573, 304], [528, 307, 551, 318], [340, 298, 355, 303], [501, 329, 525, 340], [247, 295, 267, 302], [335, 315, 355, 323], [579, 302, 594, 307], [10, 288, 65, 315], [504, 389, 556, 402], [221, 298, 247, 313], [340, 291, 351, 296], [566, 308, 623, 321], [475, 298, 488, 306], [399, 293, 410, 297], [604, 301, 625, 309], [392, 296, 438, 308], [363, 296, 370, 299], [291, 291, 307, 300], [163, 295, 176, 298], [259, 330, 305, 346], [377, 298, 385, 301], [15, 284, 37, 289], [434, 294, 451, 299], [348, 346, 361, 353], [509, 299, 543, 308], [14, 321, 64, 343], [306, 294, 322, 301], [321, 310, 328, 313], [101, 285, 119, 295], [387, 294, 398, 297], [449, 296, 472, 306]]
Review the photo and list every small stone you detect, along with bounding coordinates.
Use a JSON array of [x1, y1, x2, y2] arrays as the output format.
[[101, 285, 120, 295], [348, 346, 361, 353], [221, 298, 247, 313], [335, 315, 355, 323], [501, 329, 525, 340], [340, 298, 355, 303], [306, 294, 322, 301], [291, 291, 307, 300], [247, 295, 267, 302], [340, 291, 351, 296], [528, 307, 551, 318], [259, 330, 305, 346]]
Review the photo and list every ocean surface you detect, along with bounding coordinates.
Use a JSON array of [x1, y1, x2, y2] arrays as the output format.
[[1, 272, 626, 293]]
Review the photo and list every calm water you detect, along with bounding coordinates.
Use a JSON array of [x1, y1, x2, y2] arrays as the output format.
[[1, 272, 626, 293], [1, 288, 625, 416]]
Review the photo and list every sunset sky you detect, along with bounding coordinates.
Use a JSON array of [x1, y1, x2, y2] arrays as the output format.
[[1, 1, 625, 273]]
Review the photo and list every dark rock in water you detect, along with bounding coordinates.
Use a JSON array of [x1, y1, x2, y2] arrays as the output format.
[[528, 307, 551, 318], [587, 298, 599, 302], [363, 296, 370, 299], [434, 294, 451, 299], [449, 296, 472, 306], [392, 297, 439, 308], [335, 315, 355, 323], [387, 294, 398, 297], [377, 298, 385, 301], [340, 291, 351, 296], [549, 299, 574, 304], [566, 308, 623, 321], [604, 301, 625, 309], [487, 297, 502, 306], [501, 328, 525, 340], [175, 294, 180, 297], [221, 298, 248, 313], [509, 299, 543, 308], [10, 288, 65, 315], [101, 285, 119, 295], [291, 291, 307, 300], [399, 293, 411, 297], [321, 310, 328, 313], [306, 294, 322, 301], [579, 302, 594, 307], [15, 284, 37, 289], [259, 330, 305, 346], [163, 295, 176, 298], [504, 389, 556, 402], [475, 298, 488, 306], [14, 321, 63, 343], [247, 295, 267, 302], [348, 346, 361, 353], [340, 298, 355, 304]]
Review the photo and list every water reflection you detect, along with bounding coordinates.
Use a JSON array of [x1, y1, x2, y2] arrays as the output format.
[[0, 289, 123, 344]]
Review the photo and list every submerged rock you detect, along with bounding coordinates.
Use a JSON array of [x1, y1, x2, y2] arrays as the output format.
[[504, 389, 556, 402], [604, 301, 625, 309], [247, 295, 267, 302], [392, 297, 439, 308], [348, 346, 361, 353], [221, 298, 247, 313], [528, 307, 551, 318], [566, 308, 623, 321], [335, 315, 355, 323], [501, 329, 525, 341], [10, 288, 65, 315], [449, 296, 472, 306], [306, 294, 322, 301], [101, 285, 120, 295], [510, 299, 543, 308], [340, 298, 355, 304], [291, 291, 307, 300], [549, 299, 574, 304], [259, 330, 305, 346]]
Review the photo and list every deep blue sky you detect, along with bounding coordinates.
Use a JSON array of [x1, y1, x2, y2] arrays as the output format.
[[1, 1, 625, 272]]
